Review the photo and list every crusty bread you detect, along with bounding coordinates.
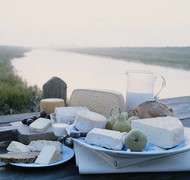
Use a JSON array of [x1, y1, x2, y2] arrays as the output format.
[[0, 152, 39, 163]]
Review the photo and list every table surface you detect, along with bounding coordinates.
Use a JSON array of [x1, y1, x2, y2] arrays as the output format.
[[0, 96, 190, 180]]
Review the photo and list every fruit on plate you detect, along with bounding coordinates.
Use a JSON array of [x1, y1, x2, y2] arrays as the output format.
[[129, 101, 174, 119], [106, 108, 139, 132], [106, 114, 117, 130], [112, 113, 131, 133], [124, 129, 147, 151], [121, 112, 129, 120]]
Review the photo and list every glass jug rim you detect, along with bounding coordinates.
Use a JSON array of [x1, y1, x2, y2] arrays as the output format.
[[125, 70, 154, 75]]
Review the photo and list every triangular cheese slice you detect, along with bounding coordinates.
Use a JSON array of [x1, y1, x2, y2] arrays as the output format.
[[7, 141, 28, 153], [131, 116, 184, 149], [35, 146, 63, 164]]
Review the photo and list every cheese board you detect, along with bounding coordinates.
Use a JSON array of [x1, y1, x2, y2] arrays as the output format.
[[67, 125, 190, 158], [9, 145, 74, 167]]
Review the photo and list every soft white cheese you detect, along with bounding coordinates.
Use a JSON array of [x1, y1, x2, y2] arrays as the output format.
[[70, 89, 125, 118], [29, 118, 51, 133], [28, 140, 62, 152], [35, 145, 63, 164], [85, 128, 127, 150], [7, 141, 28, 153], [55, 106, 89, 124], [73, 110, 107, 132], [131, 116, 184, 149]]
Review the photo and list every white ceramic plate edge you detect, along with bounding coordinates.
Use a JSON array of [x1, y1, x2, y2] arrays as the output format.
[[9, 145, 74, 168]]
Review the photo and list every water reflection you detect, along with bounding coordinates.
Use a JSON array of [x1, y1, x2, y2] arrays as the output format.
[[12, 48, 190, 99]]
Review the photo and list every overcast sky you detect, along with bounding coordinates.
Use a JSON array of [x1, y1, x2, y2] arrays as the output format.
[[0, 0, 190, 47]]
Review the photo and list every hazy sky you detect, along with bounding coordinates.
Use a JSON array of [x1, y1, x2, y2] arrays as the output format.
[[1, 0, 190, 47]]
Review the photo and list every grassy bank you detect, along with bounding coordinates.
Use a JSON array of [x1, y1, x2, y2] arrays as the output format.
[[67, 47, 190, 71], [0, 46, 42, 115]]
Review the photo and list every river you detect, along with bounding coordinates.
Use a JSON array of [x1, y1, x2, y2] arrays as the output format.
[[12, 48, 190, 100]]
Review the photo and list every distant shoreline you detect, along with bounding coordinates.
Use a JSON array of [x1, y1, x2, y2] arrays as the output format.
[[66, 47, 190, 71]]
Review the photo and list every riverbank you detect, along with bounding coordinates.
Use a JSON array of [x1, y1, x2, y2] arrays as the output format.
[[11, 48, 190, 100], [0, 46, 42, 115], [66, 47, 190, 71]]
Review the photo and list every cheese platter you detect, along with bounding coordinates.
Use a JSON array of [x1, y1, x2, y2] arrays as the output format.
[[67, 125, 190, 158]]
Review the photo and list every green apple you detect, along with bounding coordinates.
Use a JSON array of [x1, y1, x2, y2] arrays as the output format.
[[124, 129, 147, 151]]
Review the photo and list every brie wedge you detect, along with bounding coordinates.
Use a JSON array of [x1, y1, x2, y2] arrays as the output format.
[[85, 128, 127, 150], [73, 110, 107, 132], [28, 140, 62, 152], [29, 118, 51, 133], [131, 116, 184, 149], [55, 106, 89, 124], [7, 141, 28, 153], [35, 146, 63, 164]]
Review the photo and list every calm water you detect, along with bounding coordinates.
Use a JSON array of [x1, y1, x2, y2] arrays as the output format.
[[12, 48, 190, 100]]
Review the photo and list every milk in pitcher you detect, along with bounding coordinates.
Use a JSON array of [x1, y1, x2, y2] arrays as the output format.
[[126, 91, 154, 111]]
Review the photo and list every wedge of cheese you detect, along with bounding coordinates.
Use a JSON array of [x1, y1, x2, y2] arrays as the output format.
[[40, 98, 65, 114], [28, 140, 62, 152], [131, 116, 184, 149], [70, 89, 125, 118], [35, 146, 63, 165], [85, 128, 127, 150], [55, 106, 89, 124], [29, 118, 51, 133], [7, 141, 28, 153], [73, 110, 107, 132]]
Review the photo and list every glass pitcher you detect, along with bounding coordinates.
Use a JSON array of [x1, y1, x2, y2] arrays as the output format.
[[125, 70, 166, 112]]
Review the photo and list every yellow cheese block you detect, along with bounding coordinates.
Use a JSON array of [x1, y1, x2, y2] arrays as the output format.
[[40, 98, 65, 114], [70, 89, 125, 118]]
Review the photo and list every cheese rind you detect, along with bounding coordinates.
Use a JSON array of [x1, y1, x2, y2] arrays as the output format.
[[70, 89, 125, 118], [55, 106, 89, 124], [40, 98, 65, 114], [131, 116, 184, 149], [35, 146, 63, 164], [7, 141, 28, 153], [85, 128, 127, 150], [73, 110, 107, 132], [28, 140, 62, 152], [29, 118, 51, 133]]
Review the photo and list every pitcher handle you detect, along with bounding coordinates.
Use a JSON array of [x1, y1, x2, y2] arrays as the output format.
[[154, 75, 166, 100]]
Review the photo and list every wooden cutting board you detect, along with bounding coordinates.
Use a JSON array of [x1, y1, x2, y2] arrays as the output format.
[[0, 121, 57, 145]]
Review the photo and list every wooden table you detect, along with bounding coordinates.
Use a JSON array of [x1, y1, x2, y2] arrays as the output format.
[[0, 96, 190, 180]]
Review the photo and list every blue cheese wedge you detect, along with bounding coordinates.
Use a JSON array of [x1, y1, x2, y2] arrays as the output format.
[[7, 141, 28, 153], [35, 146, 63, 165], [85, 128, 127, 150], [131, 116, 184, 149], [29, 118, 51, 133]]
